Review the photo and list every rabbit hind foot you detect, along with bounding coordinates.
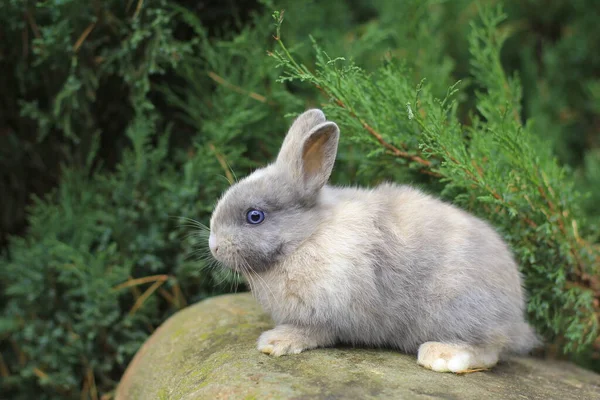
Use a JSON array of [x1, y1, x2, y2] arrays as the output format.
[[416, 341, 500, 373]]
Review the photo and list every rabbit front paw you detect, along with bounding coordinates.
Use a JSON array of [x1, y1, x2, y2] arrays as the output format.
[[417, 342, 499, 373], [257, 325, 319, 357]]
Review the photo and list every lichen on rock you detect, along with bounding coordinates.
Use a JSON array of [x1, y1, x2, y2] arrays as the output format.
[[116, 293, 600, 400]]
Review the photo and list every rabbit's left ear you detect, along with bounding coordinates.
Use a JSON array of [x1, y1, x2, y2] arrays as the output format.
[[276, 109, 326, 165], [298, 121, 339, 193], [276, 111, 339, 195]]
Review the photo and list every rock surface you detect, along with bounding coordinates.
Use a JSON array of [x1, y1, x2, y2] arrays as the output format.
[[116, 293, 599, 400]]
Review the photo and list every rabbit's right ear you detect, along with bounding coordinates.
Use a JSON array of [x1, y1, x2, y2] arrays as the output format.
[[276, 109, 339, 196]]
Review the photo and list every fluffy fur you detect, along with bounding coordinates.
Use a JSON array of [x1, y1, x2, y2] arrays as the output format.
[[208, 109, 539, 373]]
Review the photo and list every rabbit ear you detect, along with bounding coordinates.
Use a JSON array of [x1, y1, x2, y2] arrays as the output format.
[[276, 109, 327, 164], [299, 121, 340, 192], [276, 111, 339, 195]]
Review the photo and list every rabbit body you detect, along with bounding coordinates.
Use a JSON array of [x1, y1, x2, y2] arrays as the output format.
[[208, 109, 538, 372], [254, 183, 533, 354]]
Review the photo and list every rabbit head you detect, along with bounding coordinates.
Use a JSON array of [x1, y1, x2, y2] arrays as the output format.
[[208, 109, 339, 273]]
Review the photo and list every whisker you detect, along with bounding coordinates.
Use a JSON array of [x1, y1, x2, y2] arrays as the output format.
[[172, 218, 211, 236], [170, 215, 207, 228], [229, 267, 238, 294], [234, 269, 240, 294], [240, 265, 255, 293], [182, 246, 212, 261], [242, 259, 275, 304], [236, 263, 253, 293], [177, 226, 210, 235], [179, 231, 209, 243], [213, 268, 231, 287], [204, 258, 236, 288]]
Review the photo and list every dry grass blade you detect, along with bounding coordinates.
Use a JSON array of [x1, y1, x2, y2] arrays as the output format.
[[100, 391, 115, 400], [24, 10, 41, 39], [133, 0, 144, 19], [10, 339, 26, 367], [88, 366, 98, 400], [33, 367, 48, 379], [455, 367, 490, 375], [0, 352, 10, 377], [209, 143, 234, 184], [80, 373, 89, 400], [158, 287, 177, 306], [173, 282, 188, 307], [129, 280, 166, 315], [73, 22, 96, 53], [207, 71, 272, 104], [113, 275, 169, 291]]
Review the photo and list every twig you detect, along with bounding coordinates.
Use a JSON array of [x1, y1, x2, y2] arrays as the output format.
[[361, 118, 433, 168], [207, 71, 273, 104], [317, 86, 439, 174], [471, 159, 485, 177], [270, 19, 437, 176], [441, 148, 539, 229], [418, 168, 441, 177]]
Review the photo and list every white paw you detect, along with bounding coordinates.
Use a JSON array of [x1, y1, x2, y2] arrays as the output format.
[[427, 351, 471, 372], [431, 357, 448, 372], [417, 342, 491, 373], [447, 351, 471, 372], [257, 328, 309, 357]]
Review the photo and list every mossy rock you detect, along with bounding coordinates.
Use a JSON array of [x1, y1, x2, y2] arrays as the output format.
[[116, 293, 599, 400]]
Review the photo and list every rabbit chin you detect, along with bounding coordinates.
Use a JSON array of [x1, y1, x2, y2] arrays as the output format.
[[212, 244, 285, 275]]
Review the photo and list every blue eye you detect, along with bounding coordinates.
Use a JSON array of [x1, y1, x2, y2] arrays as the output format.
[[246, 209, 265, 224]]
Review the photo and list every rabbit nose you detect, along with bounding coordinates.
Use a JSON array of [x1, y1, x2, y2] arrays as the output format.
[[209, 233, 219, 254]]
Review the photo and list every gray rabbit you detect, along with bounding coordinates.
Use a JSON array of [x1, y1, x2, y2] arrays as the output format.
[[208, 109, 539, 373]]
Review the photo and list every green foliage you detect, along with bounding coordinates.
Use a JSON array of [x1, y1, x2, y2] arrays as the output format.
[[1, 0, 599, 398], [1, 120, 223, 398], [0, 0, 195, 248]]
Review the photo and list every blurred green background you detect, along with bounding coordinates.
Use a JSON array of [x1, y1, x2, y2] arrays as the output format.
[[1, 0, 599, 398]]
